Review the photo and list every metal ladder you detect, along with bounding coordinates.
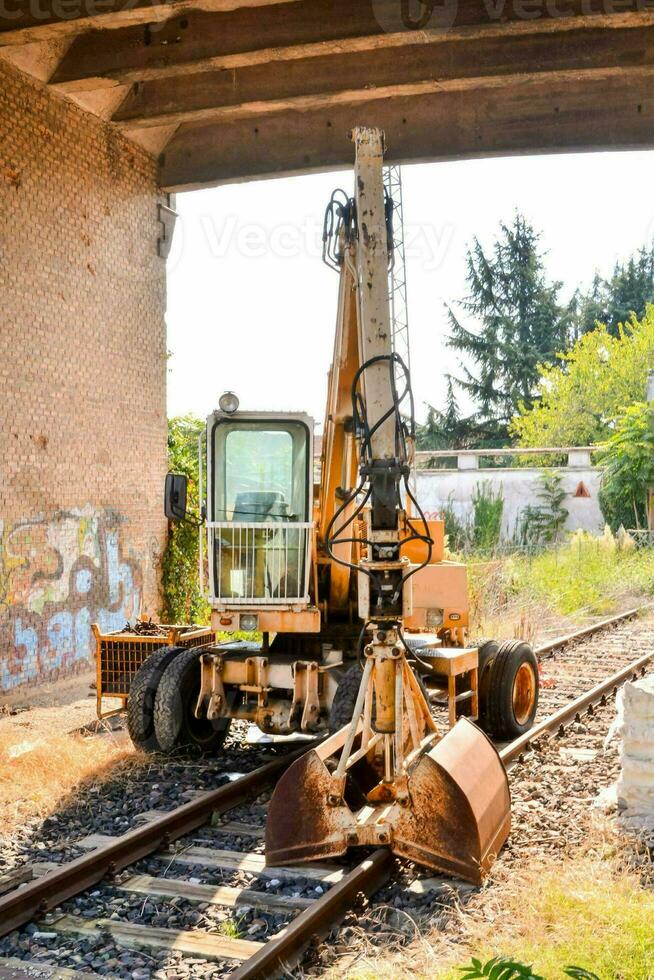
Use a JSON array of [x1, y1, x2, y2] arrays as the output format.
[[384, 164, 411, 374]]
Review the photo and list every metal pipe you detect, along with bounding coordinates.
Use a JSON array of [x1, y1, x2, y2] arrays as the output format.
[[198, 431, 205, 596], [394, 659, 404, 777], [334, 657, 374, 779]]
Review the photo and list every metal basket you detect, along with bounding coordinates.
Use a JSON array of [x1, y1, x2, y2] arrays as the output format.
[[92, 621, 214, 719]]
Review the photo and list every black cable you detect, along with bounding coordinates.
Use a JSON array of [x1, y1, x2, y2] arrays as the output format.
[[326, 351, 433, 612], [322, 190, 356, 272], [397, 627, 440, 676], [321, 175, 432, 613]]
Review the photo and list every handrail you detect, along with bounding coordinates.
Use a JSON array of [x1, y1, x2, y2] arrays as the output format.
[[415, 446, 597, 458]]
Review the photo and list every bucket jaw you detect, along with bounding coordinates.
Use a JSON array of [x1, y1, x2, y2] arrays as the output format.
[[266, 631, 511, 884]]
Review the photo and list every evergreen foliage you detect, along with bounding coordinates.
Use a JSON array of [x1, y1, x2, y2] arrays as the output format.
[[572, 244, 654, 337], [417, 380, 505, 451], [446, 213, 572, 441], [518, 470, 569, 547]]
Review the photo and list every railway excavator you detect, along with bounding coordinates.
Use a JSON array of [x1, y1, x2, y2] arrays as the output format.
[[134, 127, 539, 884]]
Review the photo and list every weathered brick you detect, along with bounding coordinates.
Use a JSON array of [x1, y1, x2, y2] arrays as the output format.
[[0, 61, 168, 693]]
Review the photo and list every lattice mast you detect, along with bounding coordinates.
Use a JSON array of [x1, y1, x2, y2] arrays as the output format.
[[384, 164, 411, 373], [384, 163, 417, 493]]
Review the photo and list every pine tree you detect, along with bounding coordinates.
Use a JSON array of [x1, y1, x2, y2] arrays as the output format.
[[416, 379, 498, 450], [416, 383, 462, 451], [442, 377, 460, 436], [447, 213, 572, 441], [572, 244, 654, 337]]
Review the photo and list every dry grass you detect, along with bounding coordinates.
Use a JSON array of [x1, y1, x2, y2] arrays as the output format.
[[331, 841, 654, 980], [467, 532, 654, 644], [0, 728, 139, 833]]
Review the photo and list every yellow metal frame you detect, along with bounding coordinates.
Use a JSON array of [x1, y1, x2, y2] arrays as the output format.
[[92, 621, 214, 719]]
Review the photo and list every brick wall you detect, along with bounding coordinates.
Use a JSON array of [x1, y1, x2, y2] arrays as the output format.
[[0, 60, 168, 692]]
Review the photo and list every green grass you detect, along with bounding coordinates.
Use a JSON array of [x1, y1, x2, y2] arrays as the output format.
[[334, 855, 654, 980], [442, 858, 654, 980], [218, 917, 243, 939], [466, 530, 654, 638], [505, 531, 654, 617]]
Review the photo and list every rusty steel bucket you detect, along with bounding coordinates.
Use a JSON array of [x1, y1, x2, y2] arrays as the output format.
[[266, 717, 510, 884]]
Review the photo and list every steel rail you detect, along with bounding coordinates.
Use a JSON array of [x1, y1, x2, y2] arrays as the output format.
[[534, 603, 651, 657], [500, 647, 654, 766], [232, 610, 654, 980], [231, 848, 394, 980], [0, 744, 316, 938], [1, 605, 651, 959]]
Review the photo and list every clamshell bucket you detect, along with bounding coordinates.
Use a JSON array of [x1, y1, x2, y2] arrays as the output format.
[[266, 717, 511, 884]]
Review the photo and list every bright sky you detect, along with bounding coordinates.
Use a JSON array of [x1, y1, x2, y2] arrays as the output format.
[[166, 150, 654, 427]]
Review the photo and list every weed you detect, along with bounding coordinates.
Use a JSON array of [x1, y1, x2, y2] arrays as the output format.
[[508, 528, 654, 617], [447, 855, 654, 979], [441, 492, 470, 552], [459, 958, 600, 980], [471, 481, 504, 553], [219, 918, 243, 939], [518, 469, 568, 548], [332, 851, 654, 979]]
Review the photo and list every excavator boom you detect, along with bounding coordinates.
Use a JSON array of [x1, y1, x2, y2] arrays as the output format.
[[266, 128, 511, 883]]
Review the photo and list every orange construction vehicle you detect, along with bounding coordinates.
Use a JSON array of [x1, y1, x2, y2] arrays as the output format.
[[129, 127, 539, 884]]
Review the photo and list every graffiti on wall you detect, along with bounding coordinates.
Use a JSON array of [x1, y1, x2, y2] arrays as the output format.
[[0, 506, 143, 691]]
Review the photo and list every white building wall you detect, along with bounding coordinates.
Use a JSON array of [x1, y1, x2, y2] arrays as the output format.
[[416, 450, 603, 540]]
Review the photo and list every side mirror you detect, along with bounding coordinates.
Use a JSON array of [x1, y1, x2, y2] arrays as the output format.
[[165, 473, 188, 522]]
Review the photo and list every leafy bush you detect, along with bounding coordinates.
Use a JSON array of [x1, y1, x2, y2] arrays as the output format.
[[597, 401, 654, 531], [459, 957, 599, 980], [459, 957, 543, 980], [161, 414, 209, 625], [511, 309, 654, 447], [471, 481, 504, 553], [518, 469, 568, 547], [440, 492, 469, 552]]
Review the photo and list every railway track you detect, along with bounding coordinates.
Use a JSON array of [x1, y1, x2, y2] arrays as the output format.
[[0, 604, 652, 980]]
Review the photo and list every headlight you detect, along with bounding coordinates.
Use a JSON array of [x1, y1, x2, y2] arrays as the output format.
[[426, 608, 444, 628], [219, 391, 239, 414], [240, 614, 258, 632]]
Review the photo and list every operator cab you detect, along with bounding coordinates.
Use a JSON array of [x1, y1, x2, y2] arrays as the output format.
[[207, 406, 314, 614]]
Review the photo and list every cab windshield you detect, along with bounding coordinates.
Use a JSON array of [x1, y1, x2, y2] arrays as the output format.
[[212, 419, 310, 523]]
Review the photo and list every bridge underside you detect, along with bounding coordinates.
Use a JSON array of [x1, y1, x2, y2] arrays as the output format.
[[2, 2, 653, 188]]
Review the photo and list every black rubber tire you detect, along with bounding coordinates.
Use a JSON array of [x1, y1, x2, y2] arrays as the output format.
[[486, 639, 539, 740], [127, 645, 184, 752], [329, 664, 366, 733], [475, 638, 501, 733], [329, 662, 429, 733], [154, 648, 231, 754]]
